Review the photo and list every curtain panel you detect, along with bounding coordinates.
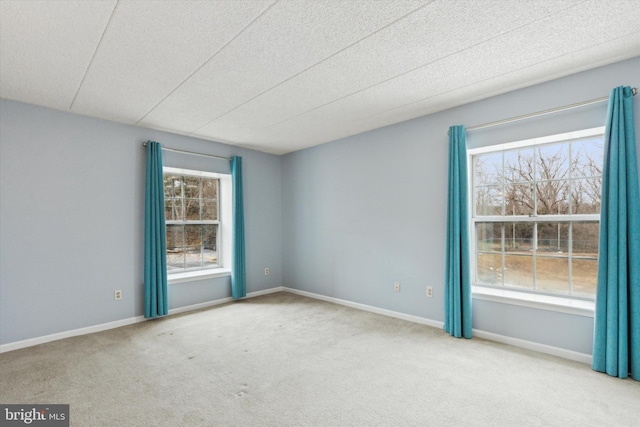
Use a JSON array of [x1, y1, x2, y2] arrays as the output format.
[[592, 86, 639, 380], [444, 125, 472, 338], [231, 156, 246, 300], [144, 141, 168, 318]]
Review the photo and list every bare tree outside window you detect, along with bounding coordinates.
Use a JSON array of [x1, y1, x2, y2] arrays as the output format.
[[164, 174, 220, 272], [473, 133, 603, 297]]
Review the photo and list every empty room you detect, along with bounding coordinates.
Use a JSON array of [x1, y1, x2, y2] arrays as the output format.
[[1, 1, 639, 426]]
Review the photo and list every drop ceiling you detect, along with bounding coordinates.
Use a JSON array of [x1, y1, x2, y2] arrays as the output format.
[[1, 0, 639, 155]]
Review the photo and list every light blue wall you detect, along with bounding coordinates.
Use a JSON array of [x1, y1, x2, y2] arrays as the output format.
[[2, 57, 637, 352], [0, 100, 283, 345], [281, 57, 640, 355]]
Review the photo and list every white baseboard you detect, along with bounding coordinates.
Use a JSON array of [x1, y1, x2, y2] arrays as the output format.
[[1, 285, 593, 365], [471, 329, 593, 364], [0, 316, 147, 354], [0, 287, 284, 354], [281, 287, 593, 365], [283, 287, 444, 329]]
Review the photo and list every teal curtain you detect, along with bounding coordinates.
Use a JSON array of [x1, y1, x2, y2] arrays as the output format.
[[231, 156, 246, 299], [144, 141, 168, 318], [592, 86, 639, 380], [444, 125, 472, 338]]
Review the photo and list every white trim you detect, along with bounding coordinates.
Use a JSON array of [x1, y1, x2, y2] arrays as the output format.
[[472, 329, 592, 364], [167, 287, 283, 315], [0, 287, 284, 354], [1, 286, 592, 365], [0, 316, 146, 354], [472, 286, 594, 317], [168, 268, 231, 285], [467, 126, 605, 155], [281, 287, 592, 365], [282, 288, 444, 329], [163, 166, 225, 179]]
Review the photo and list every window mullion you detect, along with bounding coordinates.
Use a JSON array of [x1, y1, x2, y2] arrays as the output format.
[[501, 222, 505, 287], [568, 222, 573, 294], [533, 222, 538, 291]]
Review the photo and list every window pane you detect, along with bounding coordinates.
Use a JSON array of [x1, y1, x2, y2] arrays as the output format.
[[571, 177, 601, 214], [504, 255, 533, 289], [537, 222, 569, 254], [477, 253, 502, 285], [474, 152, 502, 186], [536, 180, 569, 215], [504, 148, 533, 184], [165, 198, 183, 221], [185, 225, 203, 268], [572, 259, 597, 296], [164, 175, 181, 198], [476, 185, 503, 216], [504, 222, 533, 253], [572, 222, 599, 256], [164, 176, 183, 220], [203, 224, 218, 266], [536, 143, 569, 181], [183, 176, 200, 198], [202, 199, 218, 220], [166, 225, 185, 271], [477, 223, 501, 252], [572, 138, 603, 178], [504, 183, 533, 216], [536, 256, 569, 293], [202, 178, 218, 199], [185, 198, 201, 220]]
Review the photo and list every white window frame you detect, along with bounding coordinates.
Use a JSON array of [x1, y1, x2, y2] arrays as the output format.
[[163, 167, 232, 284], [467, 126, 605, 316]]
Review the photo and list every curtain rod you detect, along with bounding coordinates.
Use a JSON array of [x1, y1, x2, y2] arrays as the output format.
[[457, 87, 638, 134], [142, 141, 231, 161]]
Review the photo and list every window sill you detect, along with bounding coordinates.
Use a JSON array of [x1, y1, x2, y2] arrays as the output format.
[[472, 286, 594, 317], [168, 268, 231, 285]]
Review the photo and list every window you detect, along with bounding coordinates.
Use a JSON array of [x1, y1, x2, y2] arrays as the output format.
[[470, 127, 604, 299], [163, 167, 231, 276]]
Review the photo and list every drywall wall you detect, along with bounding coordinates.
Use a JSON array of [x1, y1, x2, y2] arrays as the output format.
[[0, 100, 283, 345], [281, 57, 639, 355]]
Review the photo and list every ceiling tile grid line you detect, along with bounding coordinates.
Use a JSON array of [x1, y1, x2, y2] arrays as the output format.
[[68, 0, 119, 110], [0, 0, 117, 110], [191, 0, 589, 142], [2, 0, 639, 155], [134, 0, 279, 125], [264, 39, 639, 154], [69, 0, 276, 125], [191, 0, 593, 145], [251, 0, 592, 135], [188, 0, 436, 135], [263, 37, 639, 153], [137, 1, 432, 135], [254, 0, 640, 145], [356, 33, 640, 131]]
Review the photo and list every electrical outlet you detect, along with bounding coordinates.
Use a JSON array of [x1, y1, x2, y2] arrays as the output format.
[[264, 267, 270, 275], [114, 290, 122, 300], [426, 286, 433, 298], [394, 282, 400, 292]]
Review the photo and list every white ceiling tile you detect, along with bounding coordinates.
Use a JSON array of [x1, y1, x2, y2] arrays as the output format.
[[0, 0, 116, 110], [70, 0, 273, 123], [194, 0, 585, 139], [139, 0, 431, 133], [249, 0, 640, 153], [264, 37, 640, 155], [355, 36, 640, 136], [2, 0, 639, 154]]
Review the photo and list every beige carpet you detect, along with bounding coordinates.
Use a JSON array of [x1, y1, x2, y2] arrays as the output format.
[[1, 292, 638, 426]]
